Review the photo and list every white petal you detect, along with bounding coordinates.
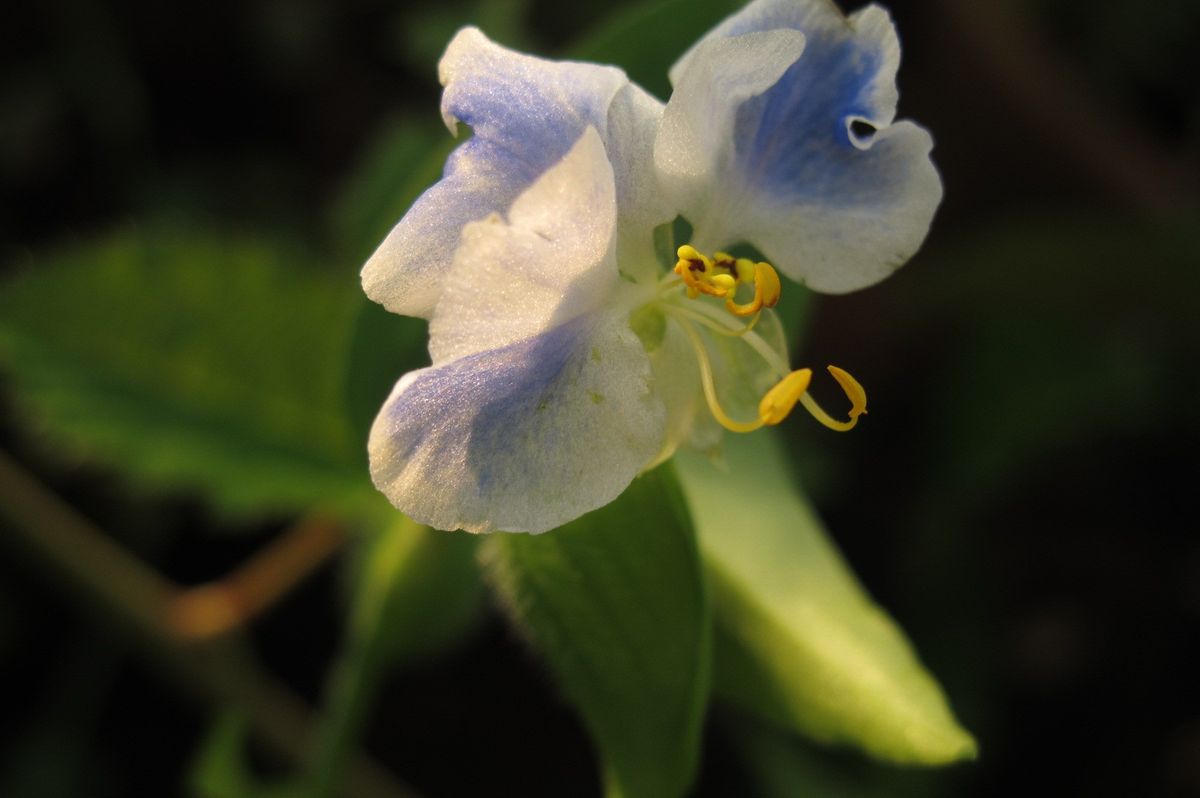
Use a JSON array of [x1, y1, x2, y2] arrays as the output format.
[[361, 27, 666, 318], [660, 0, 941, 293], [604, 82, 676, 281], [735, 120, 941, 293], [368, 314, 664, 534], [429, 126, 622, 363]]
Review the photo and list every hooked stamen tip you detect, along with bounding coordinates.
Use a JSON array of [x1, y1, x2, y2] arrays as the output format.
[[826, 365, 867, 418]]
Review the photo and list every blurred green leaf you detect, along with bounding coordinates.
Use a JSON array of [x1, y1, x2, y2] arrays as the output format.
[[345, 513, 484, 668], [330, 117, 452, 265], [568, 0, 740, 98], [394, 0, 533, 72], [908, 214, 1200, 498], [731, 714, 944, 798], [481, 466, 710, 798], [675, 432, 976, 765], [189, 712, 298, 798], [0, 225, 374, 516], [343, 299, 429, 455], [305, 514, 482, 798], [0, 626, 122, 798]]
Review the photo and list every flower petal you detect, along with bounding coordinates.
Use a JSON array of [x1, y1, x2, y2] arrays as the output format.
[[731, 119, 941, 293], [368, 314, 664, 533], [428, 126, 624, 362], [659, 0, 942, 293], [369, 128, 664, 533], [655, 29, 806, 214], [362, 27, 667, 318]]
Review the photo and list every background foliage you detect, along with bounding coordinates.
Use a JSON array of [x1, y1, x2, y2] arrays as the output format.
[[1, 0, 1198, 796]]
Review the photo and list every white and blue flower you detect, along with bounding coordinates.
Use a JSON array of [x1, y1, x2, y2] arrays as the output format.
[[364, 0, 941, 533]]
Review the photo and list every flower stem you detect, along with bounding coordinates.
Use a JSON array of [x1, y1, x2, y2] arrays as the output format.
[[0, 447, 419, 798]]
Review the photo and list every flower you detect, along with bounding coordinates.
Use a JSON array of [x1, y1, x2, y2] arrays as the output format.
[[363, 0, 941, 533]]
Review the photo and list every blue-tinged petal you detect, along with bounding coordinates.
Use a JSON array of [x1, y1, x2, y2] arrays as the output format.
[[368, 314, 664, 533], [369, 128, 665, 533], [361, 27, 667, 318], [655, 29, 806, 237], [428, 127, 624, 362], [659, 0, 942, 293], [729, 119, 940, 293]]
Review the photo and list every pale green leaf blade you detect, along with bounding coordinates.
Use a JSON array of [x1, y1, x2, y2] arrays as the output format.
[[188, 712, 300, 798], [481, 466, 710, 798], [675, 432, 976, 765], [329, 118, 451, 265], [0, 226, 373, 516], [304, 515, 482, 798], [346, 513, 484, 667]]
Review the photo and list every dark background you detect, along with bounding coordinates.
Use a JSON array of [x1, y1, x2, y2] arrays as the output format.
[[2, 0, 1199, 796]]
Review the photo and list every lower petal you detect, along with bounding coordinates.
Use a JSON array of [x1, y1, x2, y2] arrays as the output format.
[[368, 315, 665, 534]]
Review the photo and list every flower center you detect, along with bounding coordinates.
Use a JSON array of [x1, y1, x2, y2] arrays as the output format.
[[674, 245, 781, 317], [658, 245, 868, 434]]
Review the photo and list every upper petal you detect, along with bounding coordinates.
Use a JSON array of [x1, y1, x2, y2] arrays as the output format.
[[655, 29, 806, 234], [732, 119, 941, 293], [658, 0, 942, 293], [368, 127, 665, 533], [368, 313, 664, 533], [362, 27, 667, 318], [429, 126, 621, 363]]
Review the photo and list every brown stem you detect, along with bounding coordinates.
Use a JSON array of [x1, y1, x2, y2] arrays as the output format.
[[0, 448, 418, 798], [168, 514, 346, 642]]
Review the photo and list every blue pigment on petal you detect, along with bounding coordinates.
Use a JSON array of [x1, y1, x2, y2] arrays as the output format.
[[729, 20, 887, 204], [384, 317, 590, 492]]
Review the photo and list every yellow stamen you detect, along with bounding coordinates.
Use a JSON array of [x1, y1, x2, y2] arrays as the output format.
[[827, 365, 867, 419], [797, 365, 869, 432], [758, 368, 813, 425], [675, 246, 728, 298], [674, 245, 782, 319], [675, 315, 766, 433], [670, 306, 762, 338], [725, 261, 781, 317], [663, 246, 868, 435]]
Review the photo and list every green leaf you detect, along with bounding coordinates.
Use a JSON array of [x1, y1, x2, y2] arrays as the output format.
[[345, 513, 484, 667], [343, 298, 430, 451], [675, 432, 977, 765], [394, 0, 534, 73], [481, 466, 711, 798], [189, 712, 299, 798], [0, 225, 373, 516], [329, 117, 452, 265], [730, 715, 944, 798], [905, 214, 1200, 495], [304, 515, 483, 798]]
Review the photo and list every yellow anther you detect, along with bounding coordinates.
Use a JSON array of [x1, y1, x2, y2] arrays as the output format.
[[673, 244, 784, 319], [758, 368, 813, 425], [798, 365, 869, 432], [725, 261, 781, 317], [672, 311, 870, 435], [756, 262, 781, 307], [674, 246, 729, 298], [826, 365, 867, 419], [733, 258, 756, 283], [677, 244, 704, 263], [711, 273, 737, 292]]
